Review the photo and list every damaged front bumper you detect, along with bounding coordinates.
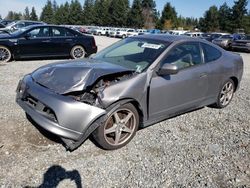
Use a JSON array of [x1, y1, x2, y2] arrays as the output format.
[[16, 75, 106, 143]]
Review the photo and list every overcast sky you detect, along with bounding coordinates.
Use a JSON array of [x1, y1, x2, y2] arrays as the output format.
[[0, 0, 249, 19]]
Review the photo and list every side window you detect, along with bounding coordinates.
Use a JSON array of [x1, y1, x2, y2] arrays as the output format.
[[52, 27, 66, 37], [201, 43, 222, 63], [15, 22, 25, 29], [162, 42, 202, 69], [27, 27, 50, 38], [65, 29, 75, 37]]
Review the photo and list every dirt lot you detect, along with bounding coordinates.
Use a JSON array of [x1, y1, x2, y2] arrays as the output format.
[[0, 36, 249, 187]]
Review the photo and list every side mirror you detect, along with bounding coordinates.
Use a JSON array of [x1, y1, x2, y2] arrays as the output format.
[[157, 64, 178, 76]]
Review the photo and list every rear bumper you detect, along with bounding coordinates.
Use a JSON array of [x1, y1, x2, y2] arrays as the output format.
[[16, 75, 106, 141]]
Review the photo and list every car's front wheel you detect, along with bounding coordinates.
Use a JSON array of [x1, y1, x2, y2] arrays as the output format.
[[70, 45, 86, 59], [93, 103, 139, 150], [214, 79, 235, 108], [0, 45, 11, 63]]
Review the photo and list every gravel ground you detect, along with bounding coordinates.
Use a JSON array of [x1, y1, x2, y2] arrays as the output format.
[[0, 36, 249, 188]]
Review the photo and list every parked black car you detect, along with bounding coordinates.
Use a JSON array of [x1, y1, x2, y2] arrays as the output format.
[[0, 25, 97, 63], [232, 35, 250, 52]]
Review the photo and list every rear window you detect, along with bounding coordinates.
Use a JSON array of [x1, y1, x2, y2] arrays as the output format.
[[52, 27, 74, 37], [201, 43, 222, 63]]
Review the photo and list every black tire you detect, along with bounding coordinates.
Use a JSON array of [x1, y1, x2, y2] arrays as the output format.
[[122, 34, 126, 39], [0, 45, 12, 63], [70, 45, 86, 59], [93, 103, 139, 150], [213, 79, 235, 108]]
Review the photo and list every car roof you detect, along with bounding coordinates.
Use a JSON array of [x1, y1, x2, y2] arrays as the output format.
[[134, 34, 198, 43]]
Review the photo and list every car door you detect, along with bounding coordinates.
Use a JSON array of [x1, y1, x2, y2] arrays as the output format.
[[50, 27, 75, 56], [17, 26, 52, 57], [149, 42, 209, 121]]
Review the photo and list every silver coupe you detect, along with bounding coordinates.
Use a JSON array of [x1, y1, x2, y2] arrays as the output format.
[[16, 35, 244, 150]]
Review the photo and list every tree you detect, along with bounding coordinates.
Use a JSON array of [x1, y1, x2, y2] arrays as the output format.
[[23, 7, 30, 20], [200, 6, 219, 32], [82, 0, 96, 25], [40, 0, 54, 24], [108, 0, 129, 27], [141, 0, 157, 28], [68, 0, 83, 25], [231, 0, 248, 31], [52, 0, 58, 12], [93, 0, 112, 26], [5, 11, 14, 20], [218, 3, 232, 32], [30, 7, 38, 21], [5, 11, 22, 20], [158, 2, 177, 30], [127, 0, 144, 28]]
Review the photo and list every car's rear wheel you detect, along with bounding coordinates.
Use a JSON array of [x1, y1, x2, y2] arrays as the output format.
[[93, 103, 139, 150], [0, 45, 11, 63], [214, 79, 235, 108], [70, 45, 86, 59]]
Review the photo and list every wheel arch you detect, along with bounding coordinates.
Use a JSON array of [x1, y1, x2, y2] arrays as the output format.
[[230, 76, 238, 92], [105, 98, 145, 127]]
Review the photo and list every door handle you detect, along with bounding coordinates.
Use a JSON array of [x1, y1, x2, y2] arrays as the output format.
[[200, 73, 208, 78], [65, 39, 73, 42], [42, 40, 51, 43]]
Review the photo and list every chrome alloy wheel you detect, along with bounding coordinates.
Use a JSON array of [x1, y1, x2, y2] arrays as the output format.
[[219, 81, 234, 106], [104, 108, 137, 146], [0, 46, 11, 63], [71, 45, 86, 59]]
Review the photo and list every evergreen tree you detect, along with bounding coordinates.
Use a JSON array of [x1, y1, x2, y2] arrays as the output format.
[[108, 0, 129, 27], [54, 4, 65, 24], [94, 0, 112, 26], [23, 7, 30, 20], [82, 0, 96, 25], [127, 0, 144, 28], [218, 3, 232, 32], [232, 0, 248, 31], [158, 2, 177, 30], [30, 7, 38, 21], [68, 0, 83, 25], [5, 11, 15, 20], [52, 0, 58, 12], [40, 0, 54, 24], [201, 6, 219, 32], [141, 0, 157, 28]]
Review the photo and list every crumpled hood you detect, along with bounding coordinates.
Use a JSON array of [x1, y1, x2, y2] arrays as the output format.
[[31, 59, 133, 94]]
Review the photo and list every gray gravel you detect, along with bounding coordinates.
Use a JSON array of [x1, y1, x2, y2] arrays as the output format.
[[0, 36, 249, 188]]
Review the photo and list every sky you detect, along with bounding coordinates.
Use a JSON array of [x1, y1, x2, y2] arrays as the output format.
[[0, 0, 249, 19]]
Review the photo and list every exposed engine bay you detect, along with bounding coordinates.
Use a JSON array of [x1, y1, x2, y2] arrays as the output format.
[[65, 71, 134, 107]]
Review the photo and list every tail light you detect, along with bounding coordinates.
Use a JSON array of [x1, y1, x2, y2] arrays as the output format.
[[92, 37, 97, 49]]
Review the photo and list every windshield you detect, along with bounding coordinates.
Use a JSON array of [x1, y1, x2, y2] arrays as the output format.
[[9, 27, 27, 35], [93, 38, 168, 73]]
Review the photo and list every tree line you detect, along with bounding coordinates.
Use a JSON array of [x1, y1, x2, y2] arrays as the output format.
[[2, 0, 250, 33]]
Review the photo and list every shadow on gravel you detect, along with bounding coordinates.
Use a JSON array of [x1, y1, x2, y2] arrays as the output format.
[[25, 165, 82, 188], [26, 114, 62, 144]]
